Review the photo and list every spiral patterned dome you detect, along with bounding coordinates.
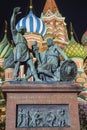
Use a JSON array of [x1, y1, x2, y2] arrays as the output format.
[[16, 10, 46, 37], [0, 32, 13, 59]]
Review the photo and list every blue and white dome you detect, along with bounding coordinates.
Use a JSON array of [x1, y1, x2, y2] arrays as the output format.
[[16, 10, 46, 37]]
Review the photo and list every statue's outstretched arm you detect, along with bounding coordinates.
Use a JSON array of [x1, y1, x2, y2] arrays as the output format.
[[10, 7, 21, 34], [55, 44, 68, 60]]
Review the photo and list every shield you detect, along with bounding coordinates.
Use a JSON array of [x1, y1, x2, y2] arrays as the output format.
[[60, 60, 77, 81]]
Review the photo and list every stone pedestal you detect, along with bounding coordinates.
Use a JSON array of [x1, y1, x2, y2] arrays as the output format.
[[2, 82, 82, 130]]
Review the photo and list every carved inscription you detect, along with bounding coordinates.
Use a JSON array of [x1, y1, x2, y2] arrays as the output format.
[[16, 104, 70, 128]]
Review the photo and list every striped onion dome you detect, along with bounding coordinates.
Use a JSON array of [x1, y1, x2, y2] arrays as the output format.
[[0, 32, 13, 59], [64, 36, 87, 60], [16, 10, 46, 37]]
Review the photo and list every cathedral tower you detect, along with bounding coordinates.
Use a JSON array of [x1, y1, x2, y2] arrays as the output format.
[[41, 0, 69, 48]]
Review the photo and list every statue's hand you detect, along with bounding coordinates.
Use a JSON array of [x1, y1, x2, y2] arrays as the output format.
[[32, 45, 39, 52], [32, 41, 39, 52], [13, 7, 21, 15]]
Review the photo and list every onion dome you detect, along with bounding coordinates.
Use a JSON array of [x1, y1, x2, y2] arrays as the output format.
[[81, 31, 87, 45], [0, 32, 13, 59], [16, 10, 46, 37], [64, 35, 87, 60]]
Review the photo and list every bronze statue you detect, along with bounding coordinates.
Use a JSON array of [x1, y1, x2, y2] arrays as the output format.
[[10, 7, 41, 81], [32, 38, 77, 82], [9, 7, 77, 82]]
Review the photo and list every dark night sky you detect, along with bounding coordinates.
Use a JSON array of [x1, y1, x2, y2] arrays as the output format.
[[0, 0, 87, 42]]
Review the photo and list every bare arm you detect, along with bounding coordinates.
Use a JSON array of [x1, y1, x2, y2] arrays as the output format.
[[55, 44, 68, 60], [10, 7, 21, 36]]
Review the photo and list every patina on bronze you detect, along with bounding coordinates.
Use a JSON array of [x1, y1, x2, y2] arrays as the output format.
[[32, 38, 77, 82], [10, 7, 41, 82], [16, 104, 70, 128], [3, 7, 77, 83]]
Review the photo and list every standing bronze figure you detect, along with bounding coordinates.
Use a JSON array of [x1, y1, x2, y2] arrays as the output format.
[[10, 7, 41, 81]]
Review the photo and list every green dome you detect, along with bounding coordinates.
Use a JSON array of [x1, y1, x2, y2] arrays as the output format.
[[0, 32, 13, 59], [64, 36, 87, 60]]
